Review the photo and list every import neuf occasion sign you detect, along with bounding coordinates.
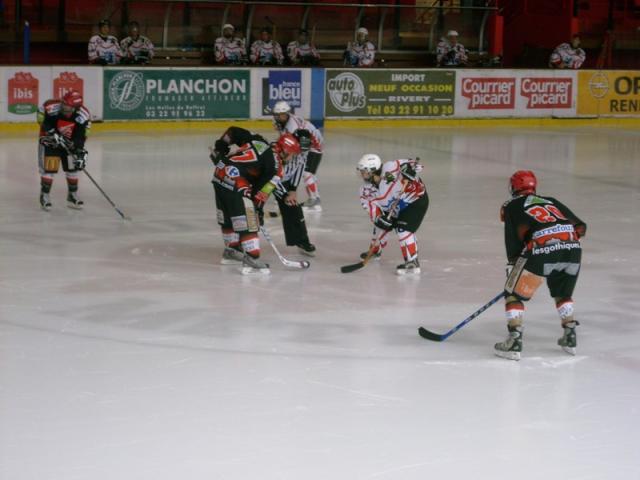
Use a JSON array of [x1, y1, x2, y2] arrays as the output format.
[[104, 68, 250, 120], [325, 69, 455, 118]]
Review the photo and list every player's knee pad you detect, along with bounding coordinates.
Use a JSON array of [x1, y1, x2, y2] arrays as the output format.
[[240, 197, 259, 232], [505, 257, 543, 301], [43, 156, 61, 173], [397, 232, 418, 261]]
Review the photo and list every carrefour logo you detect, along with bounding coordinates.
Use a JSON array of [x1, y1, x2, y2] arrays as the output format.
[[109, 71, 145, 111], [327, 72, 366, 112]]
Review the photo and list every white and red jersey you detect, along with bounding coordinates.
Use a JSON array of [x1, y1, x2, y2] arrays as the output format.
[[214, 36, 247, 64], [88, 34, 122, 64], [120, 35, 155, 61], [549, 43, 586, 69], [346, 41, 375, 67], [359, 159, 426, 222], [273, 114, 323, 154], [287, 41, 319, 64], [436, 40, 468, 66], [250, 40, 284, 65]]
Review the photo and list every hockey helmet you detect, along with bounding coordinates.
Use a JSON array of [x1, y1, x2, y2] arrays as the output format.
[[357, 153, 382, 174], [357, 27, 368, 36], [63, 90, 83, 108], [275, 133, 301, 162], [509, 170, 537, 196], [272, 101, 292, 115]]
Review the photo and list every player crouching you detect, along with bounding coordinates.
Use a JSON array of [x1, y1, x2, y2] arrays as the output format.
[[211, 126, 282, 275], [37, 90, 90, 210], [357, 154, 429, 275], [495, 170, 587, 360]]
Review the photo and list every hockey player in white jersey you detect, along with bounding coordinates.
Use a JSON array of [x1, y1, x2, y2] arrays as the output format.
[[88, 19, 122, 65], [549, 35, 586, 69], [287, 29, 320, 66], [344, 27, 375, 67], [357, 154, 429, 275], [215, 24, 247, 65], [272, 101, 324, 211], [250, 27, 284, 66]]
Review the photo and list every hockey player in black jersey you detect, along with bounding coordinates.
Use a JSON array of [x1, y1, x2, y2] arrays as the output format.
[[211, 127, 282, 274], [495, 170, 587, 360], [37, 90, 91, 210]]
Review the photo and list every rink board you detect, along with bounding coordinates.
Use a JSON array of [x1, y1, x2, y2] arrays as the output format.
[[0, 67, 638, 123]]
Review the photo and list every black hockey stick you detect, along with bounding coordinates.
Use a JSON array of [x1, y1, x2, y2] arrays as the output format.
[[82, 169, 131, 221], [56, 137, 131, 220], [340, 197, 401, 274], [340, 242, 380, 273], [418, 291, 505, 342], [259, 226, 310, 269]]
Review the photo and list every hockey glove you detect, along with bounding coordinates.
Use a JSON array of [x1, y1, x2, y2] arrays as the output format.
[[73, 149, 88, 170], [374, 213, 394, 232], [253, 190, 269, 209], [237, 185, 253, 199], [293, 129, 312, 152], [214, 139, 230, 157]]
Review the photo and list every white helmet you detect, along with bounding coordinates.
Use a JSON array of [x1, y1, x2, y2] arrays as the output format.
[[357, 153, 382, 173], [357, 27, 368, 36], [272, 101, 291, 114]]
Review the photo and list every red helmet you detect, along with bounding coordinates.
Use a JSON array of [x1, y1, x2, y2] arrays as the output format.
[[275, 133, 301, 157], [509, 170, 537, 196], [62, 90, 83, 109]]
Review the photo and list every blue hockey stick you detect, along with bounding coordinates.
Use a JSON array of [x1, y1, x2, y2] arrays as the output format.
[[418, 291, 505, 342]]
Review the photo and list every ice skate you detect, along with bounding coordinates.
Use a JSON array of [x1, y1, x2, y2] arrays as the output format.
[[67, 192, 84, 210], [221, 247, 245, 265], [39, 192, 52, 211], [296, 240, 316, 257], [302, 197, 322, 212], [241, 254, 270, 275], [558, 321, 580, 355], [494, 325, 523, 361], [396, 259, 420, 275]]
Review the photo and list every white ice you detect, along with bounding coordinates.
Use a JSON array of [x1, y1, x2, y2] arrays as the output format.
[[1, 124, 639, 480]]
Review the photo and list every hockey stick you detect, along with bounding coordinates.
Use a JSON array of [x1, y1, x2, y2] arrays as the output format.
[[340, 236, 386, 274], [56, 138, 131, 221], [82, 169, 131, 221], [259, 225, 310, 269], [418, 291, 505, 342], [340, 196, 401, 274]]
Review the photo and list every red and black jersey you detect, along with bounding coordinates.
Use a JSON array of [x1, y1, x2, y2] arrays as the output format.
[[501, 194, 587, 262], [39, 99, 91, 151], [213, 127, 282, 193]]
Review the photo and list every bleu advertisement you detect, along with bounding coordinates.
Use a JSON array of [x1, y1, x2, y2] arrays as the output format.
[[262, 70, 302, 114]]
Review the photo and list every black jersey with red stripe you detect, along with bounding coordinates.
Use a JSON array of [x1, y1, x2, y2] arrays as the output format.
[[213, 127, 282, 193], [39, 99, 91, 151], [501, 194, 587, 262]]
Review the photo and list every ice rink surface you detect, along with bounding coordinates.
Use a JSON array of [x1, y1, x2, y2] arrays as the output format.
[[1, 124, 639, 480]]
